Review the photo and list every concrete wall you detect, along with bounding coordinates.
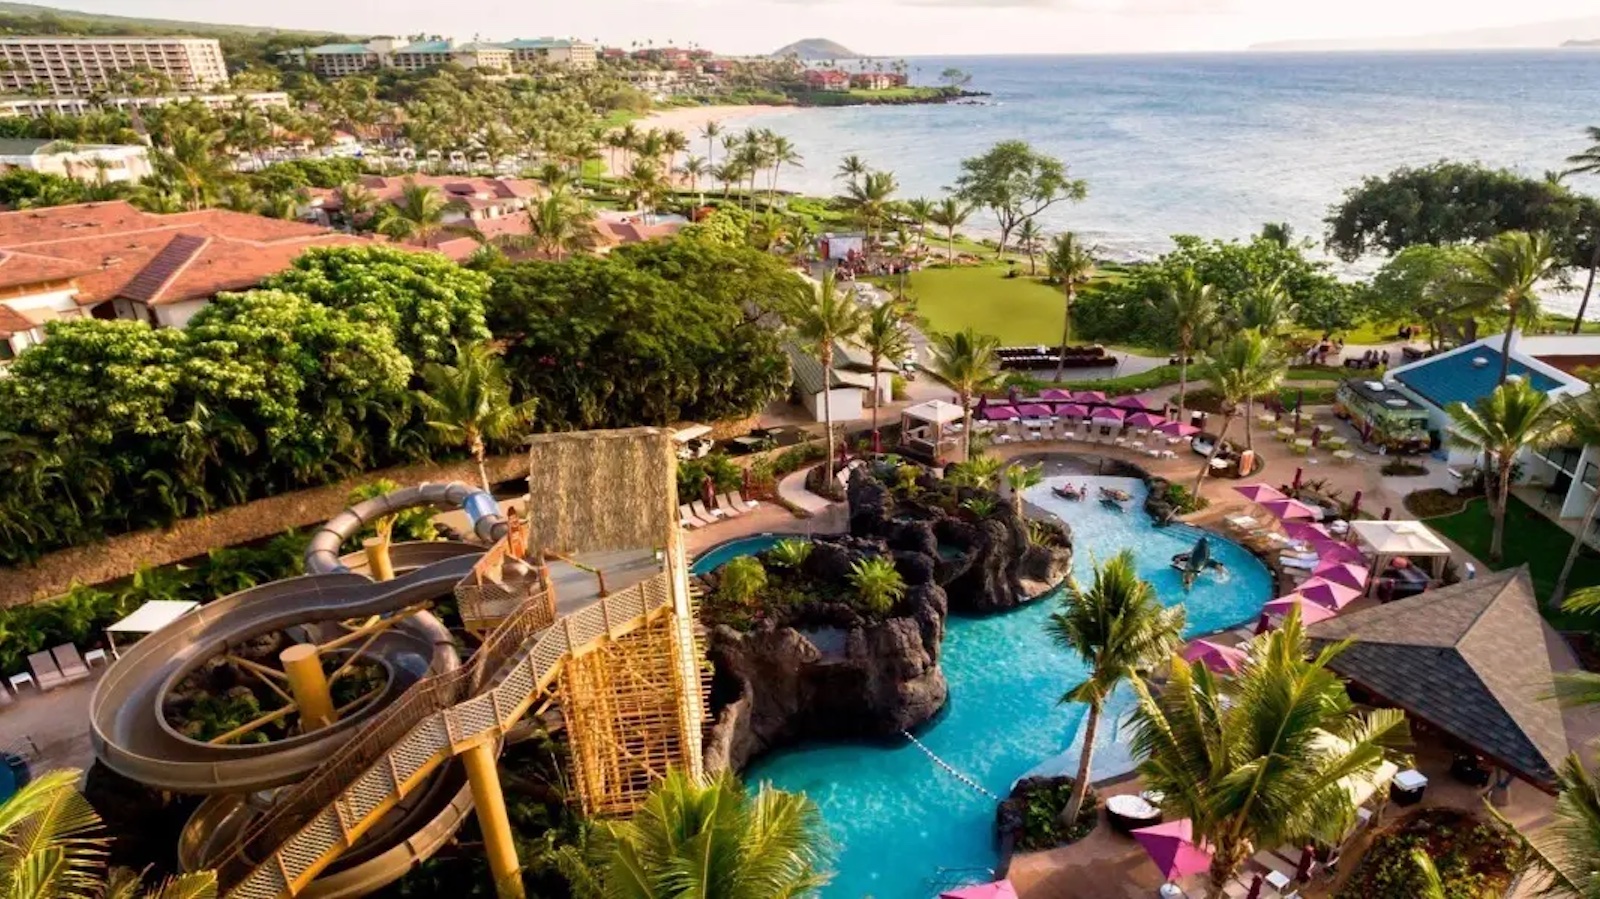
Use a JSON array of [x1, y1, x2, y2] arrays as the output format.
[[153, 299, 209, 329], [0, 451, 530, 609], [800, 387, 863, 423]]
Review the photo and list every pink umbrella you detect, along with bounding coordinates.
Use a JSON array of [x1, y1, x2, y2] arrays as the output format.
[[940, 882, 1017, 899], [1312, 560, 1369, 590], [1133, 819, 1214, 881], [1156, 421, 1200, 437], [1016, 403, 1054, 419], [1234, 484, 1287, 503], [982, 405, 1020, 421], [1114, 394, 1158, 411], [1093, 406, 1127, 422], [1259, 498, 1318, 521], [1055, 403, 1090, 419], [1282, 520, 1332, 542], [1289, 578, 1362, 611], [1263, 595, 1339, 625], [1182, 639, 1249, 674], [1126, 411, 1167, 428], [1071, 390, 1107, 404], [1312, 540, 1369, 567], [1038, 388, 1073, 401]]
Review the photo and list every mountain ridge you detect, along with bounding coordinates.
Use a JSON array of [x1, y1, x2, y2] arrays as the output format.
[[0, 1, 353, 37], [771, 38, 860, 60]]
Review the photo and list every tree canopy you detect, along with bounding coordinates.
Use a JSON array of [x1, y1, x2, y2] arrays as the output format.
[[1325, 161, 1600, 267], [952, 140, 1086, 254], [485, 241, 797, 429]]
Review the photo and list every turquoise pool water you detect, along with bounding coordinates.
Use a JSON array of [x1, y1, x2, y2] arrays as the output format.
[[690, 534, 793, 575], [743, 476, 1273, 898]]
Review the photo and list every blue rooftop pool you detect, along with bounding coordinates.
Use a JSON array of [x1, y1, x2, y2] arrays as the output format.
[[1394, 345, 1564, 411], [744, 476, 1274, 898]]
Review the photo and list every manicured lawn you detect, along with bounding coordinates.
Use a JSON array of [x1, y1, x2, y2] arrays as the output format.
[[1426, 495, 1600, 629], [902, 266, 1069, 345]]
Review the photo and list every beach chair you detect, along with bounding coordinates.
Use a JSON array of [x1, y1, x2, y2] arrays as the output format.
[[724, 491, 757, 511], [51, 644, 91, 683], [678, 503, 706, 529], [27, 651, 65, 692], [714, 494, 743, 517], [691, 500, 724, 522]]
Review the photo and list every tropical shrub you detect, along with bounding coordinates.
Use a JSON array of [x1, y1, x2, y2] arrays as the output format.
[[1164, 483, 1209, 514], [716, 557, 767, 608], [767, 539, 813, 568], [1000, 776, 1100, 851], [676, 454, 742, 499], [848, 557, 906, 616], [1336, 809, 1516, 899]]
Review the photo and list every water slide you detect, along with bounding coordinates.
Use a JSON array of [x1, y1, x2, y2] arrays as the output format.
[[91, 483, 513, 896]]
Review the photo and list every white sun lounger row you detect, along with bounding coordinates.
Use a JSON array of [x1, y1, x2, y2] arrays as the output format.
[[679, 490, 761, 530]]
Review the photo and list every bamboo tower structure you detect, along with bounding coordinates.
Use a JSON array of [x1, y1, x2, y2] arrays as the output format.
[[525, 428, 706, 815]]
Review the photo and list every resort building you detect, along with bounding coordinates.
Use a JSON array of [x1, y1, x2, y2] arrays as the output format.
[[303, 174, 544, 259], [802, 69, 851, 92], [0, 139, 152, 183], [784, 340, 896, 423], [849, 72, 907, 90], [1386, 331, 1600, 524], [0, 36, 229, 97], [296, 37, 594, 77], [0, 200, 367, 360], [0, 92, 291, 119]]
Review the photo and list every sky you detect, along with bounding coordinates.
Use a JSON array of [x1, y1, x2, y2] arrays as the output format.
[[43, 0, 1600, 56]]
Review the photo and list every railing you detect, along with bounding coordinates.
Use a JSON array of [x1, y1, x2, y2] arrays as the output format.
[[219, 573, 670, 899]]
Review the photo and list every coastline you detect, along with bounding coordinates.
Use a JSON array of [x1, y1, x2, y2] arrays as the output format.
[[634, 104, 791, 134]]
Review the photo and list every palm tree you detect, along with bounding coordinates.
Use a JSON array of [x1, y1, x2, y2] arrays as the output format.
[[1237, 276, 1297, 337], [152, 124, 230, 210], [556, 771, 830, 898], [334, 182, 378, 230], [373, 180, 461, 244], [928, 197, 972, 263], [904, 197, 934, 252], [526, 192, 595, 261], [662, 128, 689, 173], [862, 302, 911, 449], [416, 340, 534, 492], [837, 153, 868, 186], [766, 135, 802, 200], [1016, 219, 1043, 275], [1564, 126, 1600, 332], [1162, 270, 1220, 424], [712, 161, 745, 200], [1551, 393, 1600, 604], [622, 158, 666, 222], [1446, 379, 1566, 562], [789, 272, 869, 482], [1004, 462, 1044, 517], [843, 170, 898, 249], [928, 327, 1002, 461], [678, 155, 707, 203], [1129, 610, 1409, 899], [699, 119, 722, 169], [1509, 754, 1600, 898], [1454, 231, 1557, 384], [1047, 233, 1096, 380], [1048, 551, 1185, 827], [1193, 332, 1285, 495]]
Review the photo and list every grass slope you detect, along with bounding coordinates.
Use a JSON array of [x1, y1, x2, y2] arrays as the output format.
[[1426, 495, 1600, 628], [902, 265, 1067, 345]]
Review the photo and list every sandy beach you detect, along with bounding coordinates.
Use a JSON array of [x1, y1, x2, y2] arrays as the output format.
[[632, 103, 789, 135]]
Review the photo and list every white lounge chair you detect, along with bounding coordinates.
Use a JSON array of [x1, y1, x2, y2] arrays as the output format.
[[678, 503, 706, 529], [27, 652, 64, 691], [723, 491, 757, 511], [691, 500, 723, 522], [51, 644, 91, 683], [714, 495, 743, 517]]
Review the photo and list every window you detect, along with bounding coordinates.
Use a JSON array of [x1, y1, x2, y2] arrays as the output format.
[[0, 339, 13, 361], [1585, 462, 1599, 490]]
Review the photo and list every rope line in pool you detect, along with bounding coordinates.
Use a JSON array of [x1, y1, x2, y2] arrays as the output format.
[[902, 730, 999, 800]]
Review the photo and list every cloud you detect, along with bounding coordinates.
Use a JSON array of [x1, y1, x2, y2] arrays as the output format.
[[771, 0, 1240, 11]]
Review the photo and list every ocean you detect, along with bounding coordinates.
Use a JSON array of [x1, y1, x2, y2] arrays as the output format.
[[733, 51, 1600, 313]]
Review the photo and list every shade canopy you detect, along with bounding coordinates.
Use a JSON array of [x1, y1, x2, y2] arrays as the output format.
[[1133, 818, 1213, 881], [1071, 390, 1107, 404], [1093, 406, 1127, 422], [1260, 498, 1319, 521], [1016, 403, 1055, 419], [1126, 411, 1167, 428], [1038, 388, 1074, 401], [1313, 561, 1370, 591], [1292, 577, 1362, 611], [1157, 421, 1200, 437], [940, 881, 1018, 899], [1183, 639, 1249, 674], [982, 405, 1020, 421], [1055, 403, 1090, 419], [1308, 569, 1568, 789], [1283, 521, 1332, 543], [1312, 540, 1370, 567], [1114, 394, 1158, 411], [1234, 484, 1287, 504], [902, 399, 967, 426], [107, 600, 199, 634], [1350, 520, 1452, 557], [1263, 596, 1339, 624]]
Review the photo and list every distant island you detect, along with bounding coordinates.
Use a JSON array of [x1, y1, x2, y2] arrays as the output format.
[[1564, 39, 1600, 47], [771, 38, 860, 60], [1251, 13, 1600, 51]]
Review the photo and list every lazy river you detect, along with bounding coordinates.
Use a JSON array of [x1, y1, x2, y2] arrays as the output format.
[[697, 476, 1272, 898]]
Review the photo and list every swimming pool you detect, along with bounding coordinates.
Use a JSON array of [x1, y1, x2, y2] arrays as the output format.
[[747, 476, 1273, 898], [690, 534, 796, 575]]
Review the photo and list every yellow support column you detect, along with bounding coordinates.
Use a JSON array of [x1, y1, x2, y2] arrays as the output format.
[[363, 537, 395, 582], [279, 644, 336, 731], [462, 741, 524, 899]]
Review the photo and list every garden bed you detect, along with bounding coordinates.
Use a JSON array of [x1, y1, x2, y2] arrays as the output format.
[[997, 775, 1100, 852], [1336, 807, 1516, 899], [1404, 488, 1471, 518]]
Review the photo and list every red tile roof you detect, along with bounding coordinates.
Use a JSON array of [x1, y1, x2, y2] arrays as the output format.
[[320, 175, 542, 211], [0, 304, 32, 338], [0, 200, 370, 306]]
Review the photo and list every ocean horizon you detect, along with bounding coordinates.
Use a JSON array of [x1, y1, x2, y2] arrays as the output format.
[[730, 50, 1600, 313]]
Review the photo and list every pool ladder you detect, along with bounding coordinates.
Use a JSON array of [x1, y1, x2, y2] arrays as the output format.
[[902, 730, 999, 801]]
